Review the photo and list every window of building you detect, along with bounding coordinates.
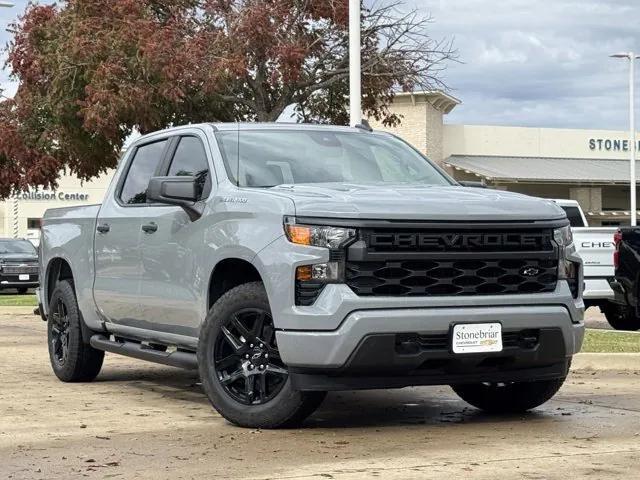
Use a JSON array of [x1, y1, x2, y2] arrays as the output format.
[[120, 140, 168, 205], [602, 221, 622, 226], [27, 218, 42, 230], [167, 136, 211, 200]]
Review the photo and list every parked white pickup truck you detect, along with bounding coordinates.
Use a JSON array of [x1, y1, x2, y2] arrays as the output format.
[[553, 200, 622, 328]]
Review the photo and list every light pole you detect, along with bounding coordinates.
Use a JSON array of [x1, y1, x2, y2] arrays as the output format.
[[349, 0, 361, 127], [611, 52, 640, 226]]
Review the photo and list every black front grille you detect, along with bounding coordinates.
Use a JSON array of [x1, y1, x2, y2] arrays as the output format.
[[347, 258, 557, 296], [2, 264, 39, 274], [346, 224, 559, 297]]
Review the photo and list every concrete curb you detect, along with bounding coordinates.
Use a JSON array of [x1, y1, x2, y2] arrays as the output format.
[[572, 352, 640, 371]]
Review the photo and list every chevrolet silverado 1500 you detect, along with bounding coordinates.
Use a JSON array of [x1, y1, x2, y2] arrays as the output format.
[[38, 123, 584, 428]]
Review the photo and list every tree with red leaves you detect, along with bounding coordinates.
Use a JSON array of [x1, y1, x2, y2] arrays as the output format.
[[0, 0, 455, 196]]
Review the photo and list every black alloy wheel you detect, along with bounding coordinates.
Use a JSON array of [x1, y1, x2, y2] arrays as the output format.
[[198, 282, 326, 428], [50, 297, 71, 366], [214, 308, 288, 405]]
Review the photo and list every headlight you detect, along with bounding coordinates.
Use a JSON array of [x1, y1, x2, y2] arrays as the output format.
[[284, 222, 355, 249], [553, 225, 573, 247]]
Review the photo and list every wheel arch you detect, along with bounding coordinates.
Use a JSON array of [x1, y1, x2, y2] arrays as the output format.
[[45, 257, 75, 307], [207, 257, 264, 309]]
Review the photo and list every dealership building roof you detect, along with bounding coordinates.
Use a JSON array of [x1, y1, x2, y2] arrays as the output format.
[[444, 155, 639, 185]]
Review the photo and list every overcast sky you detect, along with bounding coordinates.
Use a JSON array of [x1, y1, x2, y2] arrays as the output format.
[[2, 0, 640, 130]]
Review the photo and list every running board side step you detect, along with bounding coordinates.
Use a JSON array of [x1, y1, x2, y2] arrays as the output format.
[[90, 335, 198, 370]]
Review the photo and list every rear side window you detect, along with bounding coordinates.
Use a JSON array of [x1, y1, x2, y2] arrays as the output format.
[[120, 140, 167, 204], [561, 206, 586, 227], [167, 136, 211, 200]]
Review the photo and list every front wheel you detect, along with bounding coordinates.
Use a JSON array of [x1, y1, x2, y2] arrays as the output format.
[[451, 377, 566, 413], [602, 303, 640, 331], [198, 282, 326, 428]]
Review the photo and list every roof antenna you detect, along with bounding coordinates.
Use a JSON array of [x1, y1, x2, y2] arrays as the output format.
[[354, 119, 373, 132]]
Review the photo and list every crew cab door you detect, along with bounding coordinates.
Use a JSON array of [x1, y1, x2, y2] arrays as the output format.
[[136, 131, 214, 337], [93, 138, 170, 324]]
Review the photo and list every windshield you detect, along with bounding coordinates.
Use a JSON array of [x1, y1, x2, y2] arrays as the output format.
[[215, 129, 454, 187], [0, 240, 36, 255]]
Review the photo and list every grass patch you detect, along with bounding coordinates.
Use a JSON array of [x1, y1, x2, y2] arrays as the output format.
[[582, 329, 640, 353], [0, 294, 37, 307]]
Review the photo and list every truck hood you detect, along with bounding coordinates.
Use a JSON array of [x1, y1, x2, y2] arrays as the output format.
[[271, 183, 566, 221], [0, 253, 38, 263]]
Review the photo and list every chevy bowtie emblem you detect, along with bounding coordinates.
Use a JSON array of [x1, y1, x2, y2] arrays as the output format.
[[520, 266, 540, 277]]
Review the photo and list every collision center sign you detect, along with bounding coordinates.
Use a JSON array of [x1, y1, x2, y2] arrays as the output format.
[[14, 190, 89, 201]]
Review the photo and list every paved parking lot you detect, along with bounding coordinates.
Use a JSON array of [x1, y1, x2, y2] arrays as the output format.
[[2, 307, 640, 479]]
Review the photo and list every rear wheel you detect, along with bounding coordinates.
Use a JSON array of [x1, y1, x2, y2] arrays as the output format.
[[47, 280, 104, 382], [17, 287, 28, 294], [602, 303, 640, 331], [451, 377, 566, 413], [198, 282, 326, 428]]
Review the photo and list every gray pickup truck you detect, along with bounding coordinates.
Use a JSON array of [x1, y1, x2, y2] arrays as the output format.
[[38, 123, 584, 428]]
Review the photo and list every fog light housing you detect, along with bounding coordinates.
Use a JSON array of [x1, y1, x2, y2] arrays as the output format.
[[295, 262, 343, 306], [296, 262, 341, 282]]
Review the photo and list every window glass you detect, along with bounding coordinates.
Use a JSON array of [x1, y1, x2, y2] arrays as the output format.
[[561, 206, 586, 227], [0, 240, 36, 254], [215, 130, 453, 188], [27, 218, 41, 229], [167, 136, 211, 200], [120, 140, 167, 204]]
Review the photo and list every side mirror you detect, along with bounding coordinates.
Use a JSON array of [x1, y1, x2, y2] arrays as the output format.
[[147, 176, 204, 221], [459, 180, 488, 189]]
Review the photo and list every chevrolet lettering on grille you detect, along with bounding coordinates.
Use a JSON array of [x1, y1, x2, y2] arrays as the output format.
[[368, 232, 549, 251]]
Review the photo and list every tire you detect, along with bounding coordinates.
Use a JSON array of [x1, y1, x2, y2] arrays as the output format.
[[17, 287, 28, 295], [47, 280, 104, 382], [602, 303, 640, 331], [451, 377, 566, 413], [198, 282, 326, 428]]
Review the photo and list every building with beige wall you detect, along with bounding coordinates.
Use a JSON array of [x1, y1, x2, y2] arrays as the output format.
[[373, 92, 639, 227], [0, 171, 114, 242], [1, 89, 638, 240]]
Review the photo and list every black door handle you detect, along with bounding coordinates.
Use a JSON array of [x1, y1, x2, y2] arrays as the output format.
[[141, 222, 158, 234], [96, 223, 110, 234]]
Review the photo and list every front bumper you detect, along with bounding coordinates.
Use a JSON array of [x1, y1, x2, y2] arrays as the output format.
[[277, 303, 583, 367], [0, 273, 39, 289], [274, 284, 584, 390], [281, 305, 581, 391], [290, 329, 570, 391]]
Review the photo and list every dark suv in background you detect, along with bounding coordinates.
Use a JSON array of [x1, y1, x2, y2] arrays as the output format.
[[0, 238, 39, 294]]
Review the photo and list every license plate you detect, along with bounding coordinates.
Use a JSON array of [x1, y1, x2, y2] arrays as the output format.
[[18, 274, 30, 281], [452, 323, 502, 354]]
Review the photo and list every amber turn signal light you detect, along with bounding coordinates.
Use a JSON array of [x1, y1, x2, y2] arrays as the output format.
[[296, 265, 313, 281], [286, 225, 312, 246]]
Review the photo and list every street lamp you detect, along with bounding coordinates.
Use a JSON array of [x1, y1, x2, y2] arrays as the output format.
[[349, 0, 361, 127], [611, 52, 640, 226], [0, 2, 15, 7]]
